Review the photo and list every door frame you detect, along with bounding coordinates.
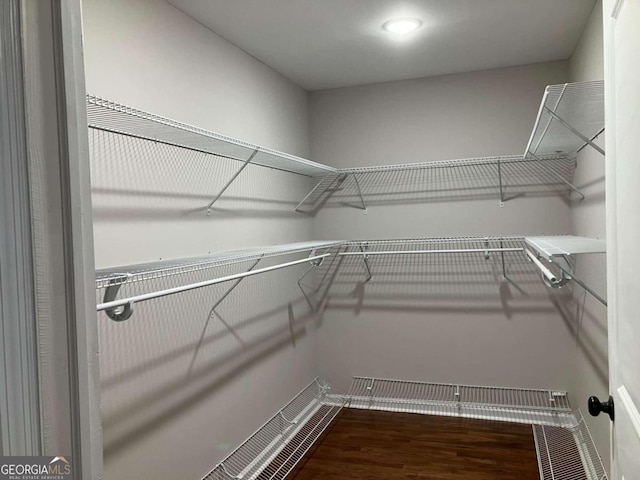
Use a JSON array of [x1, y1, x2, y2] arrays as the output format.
[[1, 0, 102, 477]]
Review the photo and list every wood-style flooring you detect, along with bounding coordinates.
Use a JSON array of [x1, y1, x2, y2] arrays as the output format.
[[284, 409, 540, 479]]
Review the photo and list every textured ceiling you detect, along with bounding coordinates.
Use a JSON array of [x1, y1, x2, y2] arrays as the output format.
[[168, 0, 597, 90]]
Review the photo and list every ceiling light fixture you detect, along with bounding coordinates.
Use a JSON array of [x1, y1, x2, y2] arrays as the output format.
[[382, 18, 422, 35]]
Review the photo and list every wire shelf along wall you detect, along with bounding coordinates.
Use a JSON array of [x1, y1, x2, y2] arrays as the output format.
[[87, 95, 336, 215], [309, 236, 604, 308], [525, 235, 607, 306], [201, 378, 345, 480], [524, 80, 605, 159], [294, 154, 578, 214], [315, 236, 547, 306], [329, 376, 575, 428], [96, 241, 345, 321], [533, 411, 609, 480]]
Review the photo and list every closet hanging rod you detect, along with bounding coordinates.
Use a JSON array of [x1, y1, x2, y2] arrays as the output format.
[[339, 247, 524, 256], [96, 253, 330, 314], [525, 249, 560, 285]]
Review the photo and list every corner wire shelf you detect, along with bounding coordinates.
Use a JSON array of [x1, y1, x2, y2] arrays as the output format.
[[201, 378, 345, 480], [534, 410, 609, 480], [95, 240, 346, 321], [295, 154, 577, 213], [86, 95, 336, 214], [525, 235, 607, 306], [525, 80, 605, 160], [89, 83, 597, 217], [201, 376, 607, 480]]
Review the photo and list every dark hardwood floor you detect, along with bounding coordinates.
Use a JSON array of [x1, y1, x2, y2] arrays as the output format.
[[284, 409, 540, 479]]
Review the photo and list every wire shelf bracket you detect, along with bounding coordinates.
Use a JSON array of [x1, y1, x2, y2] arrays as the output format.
[[297, 250, 328, 313], [525, 235, 607, 306], [206, 149, 258, 215]]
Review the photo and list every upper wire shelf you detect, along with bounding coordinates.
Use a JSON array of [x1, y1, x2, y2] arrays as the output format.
[[524, 80, 605, 158], [95, 241, 344, 290], [86, 95, 336, 178], [295, 154, 578, 213]]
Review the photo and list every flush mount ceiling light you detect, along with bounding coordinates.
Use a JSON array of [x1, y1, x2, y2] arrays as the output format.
[[382, 17, 422, 35]]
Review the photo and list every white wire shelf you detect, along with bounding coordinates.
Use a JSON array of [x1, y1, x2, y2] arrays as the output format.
[[295, 154, 578, 213], [525, 236, 606, 262], [338, 377, 607, 479], [201, 378, 345, 480], [87, 95, 336, 178], [331, 376, 575, 428], [533, 411, 609, 480], [203, 376, 606, 480], [95, 241, 345, 321], [95, 241, 344, 289], [525, 80, 605, 158]]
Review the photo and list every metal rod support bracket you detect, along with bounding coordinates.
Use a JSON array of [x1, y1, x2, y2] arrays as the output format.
[[207, 149, 259, 215], [526, 152, 586, 201], [543, 107, 606, 156], [103, 274, 134, 321]]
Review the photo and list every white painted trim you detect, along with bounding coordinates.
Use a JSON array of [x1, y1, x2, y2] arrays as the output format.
[[617, 386, 640, 441]]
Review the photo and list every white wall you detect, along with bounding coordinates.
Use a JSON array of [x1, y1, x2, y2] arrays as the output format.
[[568, 0, 609, 472], [81, 0, 319, 478], [83, 0, 313, 268], [309, 62, 579, 393]]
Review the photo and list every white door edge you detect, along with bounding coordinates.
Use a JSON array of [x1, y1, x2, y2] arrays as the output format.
[[617, 385, 640, 440]]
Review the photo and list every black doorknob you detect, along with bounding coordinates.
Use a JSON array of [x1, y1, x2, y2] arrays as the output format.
[[588, 395, 614, 421]]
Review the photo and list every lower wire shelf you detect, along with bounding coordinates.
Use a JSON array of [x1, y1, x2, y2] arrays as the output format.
[[534, 411, 608, 480], [207, 376, 608, 480], [202, 378, 345, 480]]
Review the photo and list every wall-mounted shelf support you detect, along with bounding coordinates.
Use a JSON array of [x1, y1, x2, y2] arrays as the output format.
[[102, 274, 134, 321], [193, 256, 264, 365], [525, 236, 607, 306], [359, 245, 372, 283], [297, 252, 327, 313], [543, 107, 605, 156], [527, 153, 586, 201], [206, 149, 258, 215], [550, 255, 607, 307], [294, 173, 334, 212], [352, 174, 367, 212], [497, 160, 505, 206], [208, 257, 263, 317]]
